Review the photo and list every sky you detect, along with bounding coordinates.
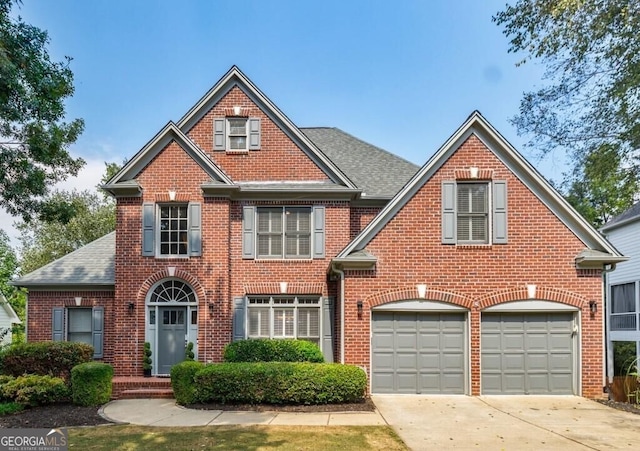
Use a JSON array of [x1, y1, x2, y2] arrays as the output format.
[[1, 0, 568, 247]]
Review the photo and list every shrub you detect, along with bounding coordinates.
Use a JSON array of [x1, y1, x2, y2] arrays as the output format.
[[71, 362, 114, 406], [0, 341, 93, 380], [194, 362, 366, 405], [0, 401, 23, 416], [143, 342, 152, 371], [223, 339, 324, 363], [185, 342, 195, 361], [1, 374, 70, 406], [0, 375, 15, 401], [171, 360, 204, 405]]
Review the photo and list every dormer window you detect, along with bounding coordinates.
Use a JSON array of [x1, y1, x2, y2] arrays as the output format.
[[214, 117, 261, 152]]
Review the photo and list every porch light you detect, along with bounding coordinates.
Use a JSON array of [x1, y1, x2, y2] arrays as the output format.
[[75, 297, 82, 306], [526, 284, 536, 299], [208, 301, 215, 313], [589, 300, 597, 314], [128, 302, 135, 312], [416, 284, 427, 299], [357, 300, 363, 319]]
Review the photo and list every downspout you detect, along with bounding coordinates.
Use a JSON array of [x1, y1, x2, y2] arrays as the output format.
[[332, 266, 345, 364]]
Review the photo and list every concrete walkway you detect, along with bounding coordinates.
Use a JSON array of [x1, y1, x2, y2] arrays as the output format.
[[373, 394, 640, 450], [100, 398, 386, 427]]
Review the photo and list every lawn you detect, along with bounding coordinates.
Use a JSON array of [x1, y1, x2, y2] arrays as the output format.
[[69, 424, 408, 450]]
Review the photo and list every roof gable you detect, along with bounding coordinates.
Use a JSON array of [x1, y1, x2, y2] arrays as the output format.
[[0, 292, 20, 324], [338, 111, 624, 262], [104, 122, 233, 196], [601, 200, 640, 232], [176, 66, 356, 189]]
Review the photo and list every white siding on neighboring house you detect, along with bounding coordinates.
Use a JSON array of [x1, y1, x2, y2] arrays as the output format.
[[0, 293, 21, 346], [604, 219, 640, 380], [606, 222, 640, 285]]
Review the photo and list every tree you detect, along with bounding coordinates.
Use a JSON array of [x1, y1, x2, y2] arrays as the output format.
[[0, 230, 25, 342], [563, 144, 639, 228], [0, 0, 85, 221], [494, 1, 640, 222]]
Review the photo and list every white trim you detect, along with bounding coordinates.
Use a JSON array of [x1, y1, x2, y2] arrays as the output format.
[[483, 300, 579, 312], [0, 293, 21, 324], [373, 300, 468, 312]]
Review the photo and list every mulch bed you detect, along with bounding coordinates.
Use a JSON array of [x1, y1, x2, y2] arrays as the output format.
[[0, 398, 376, 429]]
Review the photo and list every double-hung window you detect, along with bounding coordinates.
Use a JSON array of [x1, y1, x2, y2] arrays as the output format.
[[442, 180, 507, 245], [257, 207, 311, 259], [52, 306, 104, 359], [247, 297, 321, 345], [457, 183, 488, 243], [213, 117, 261, 152], [142, 202, 201, 258]]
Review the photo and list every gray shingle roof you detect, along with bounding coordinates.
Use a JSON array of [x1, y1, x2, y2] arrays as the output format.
[[14, 232, 115, 287], [601, 201, 640, 232], [302, 128, 420, 198]]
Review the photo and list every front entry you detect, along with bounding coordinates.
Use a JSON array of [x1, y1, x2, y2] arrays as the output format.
[[156, 307, 187, 374]]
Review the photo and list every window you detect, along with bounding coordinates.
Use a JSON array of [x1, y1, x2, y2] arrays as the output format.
[[52, 307, 104, 359], [611, 283, 637, 331], [159, 205, 188, 256], [247, 297, 320, 345], [457, 183, 488, 243], [142, 203, 201, 258], [214, 117, 261, 151], [257, 207, 311, 259], [442, 180, 507, 245]]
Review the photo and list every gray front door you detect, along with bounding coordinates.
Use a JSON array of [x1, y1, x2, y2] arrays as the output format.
[[157, 307, 187, 374], [481, 312, 575, 394], [372, 311, 466, 394]]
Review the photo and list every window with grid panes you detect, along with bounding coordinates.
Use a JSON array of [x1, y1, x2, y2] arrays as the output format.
[[456, 183, 488, 243], [227, 118, 248, 150], [159, 205, 188, 255], [247, 297, 320, 345], [257, 207, 311, 259]]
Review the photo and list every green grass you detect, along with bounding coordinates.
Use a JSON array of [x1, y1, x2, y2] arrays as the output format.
[[69, 425, 408, 450], [0, 402, 23, 415]]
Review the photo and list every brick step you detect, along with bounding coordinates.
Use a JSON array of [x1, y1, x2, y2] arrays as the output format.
[[117, 388, 174, 399]]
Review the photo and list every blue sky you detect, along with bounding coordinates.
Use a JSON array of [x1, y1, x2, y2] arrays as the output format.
[[1, 0, 568, 244]]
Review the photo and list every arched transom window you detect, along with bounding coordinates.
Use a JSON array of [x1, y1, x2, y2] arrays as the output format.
[[149, 280, 197, 304]]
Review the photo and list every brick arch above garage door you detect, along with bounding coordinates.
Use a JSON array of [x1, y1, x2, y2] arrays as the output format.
[[477, 287, 587, 310], [366, 287, 473, 310]]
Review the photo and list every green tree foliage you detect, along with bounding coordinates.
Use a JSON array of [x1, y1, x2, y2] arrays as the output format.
[[0, 230, 25, 342], [0, 0, 85, 221], [17, 189, 115, 274], [494, 1, 640, 224], [563, 145, 639, 228]]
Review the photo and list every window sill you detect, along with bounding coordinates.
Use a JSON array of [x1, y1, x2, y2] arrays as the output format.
[[254, 259, 315, 264], [154, 255, 191, 260], [225, 149, 249, 154], [455, 243, 492, 249]]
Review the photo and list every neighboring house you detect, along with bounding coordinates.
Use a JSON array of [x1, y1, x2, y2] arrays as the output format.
[[0, 291, 21, 346], [601, 203, 640, 378], [13, 66, 625, 398]]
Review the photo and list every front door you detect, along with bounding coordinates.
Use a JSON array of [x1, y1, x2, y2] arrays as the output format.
[[157, 307, 187, 374]]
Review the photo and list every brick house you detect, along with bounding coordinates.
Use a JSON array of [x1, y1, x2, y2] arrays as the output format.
[[15, 66, 625, 398]]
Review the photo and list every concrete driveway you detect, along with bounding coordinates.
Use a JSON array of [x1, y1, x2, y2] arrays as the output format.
[[372, 395, 640, 450]]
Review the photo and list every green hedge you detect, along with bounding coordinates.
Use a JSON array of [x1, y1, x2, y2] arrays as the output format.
[[192, 363, 366, 405], [71, 362, 113, 406], [170, 360, 205, 405], [0, 374, 70, 406], [223, 339, 324, 363], [0, 342, 94, 381]]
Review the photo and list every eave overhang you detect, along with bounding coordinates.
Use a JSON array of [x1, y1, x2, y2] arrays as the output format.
[[575, 249, 629, 269], [330, 250, 377, 271], [102, 180, 143, 198]]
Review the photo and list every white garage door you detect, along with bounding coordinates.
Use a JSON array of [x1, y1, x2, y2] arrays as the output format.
[[481, 312, 576, 394], [372, 311, 467, 394]]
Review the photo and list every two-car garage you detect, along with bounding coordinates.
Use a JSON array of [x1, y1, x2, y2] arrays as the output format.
[[370, 301, 578, 395]]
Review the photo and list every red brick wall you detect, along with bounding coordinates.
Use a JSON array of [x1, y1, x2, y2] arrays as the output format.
[[187, 87, 328, 182], [341, 135, 604, 398], [26, 290, 115, 362]]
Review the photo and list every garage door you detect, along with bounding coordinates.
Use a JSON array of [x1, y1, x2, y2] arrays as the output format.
[[372, 311, 466, 394], [481, 312, 575, 394]]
